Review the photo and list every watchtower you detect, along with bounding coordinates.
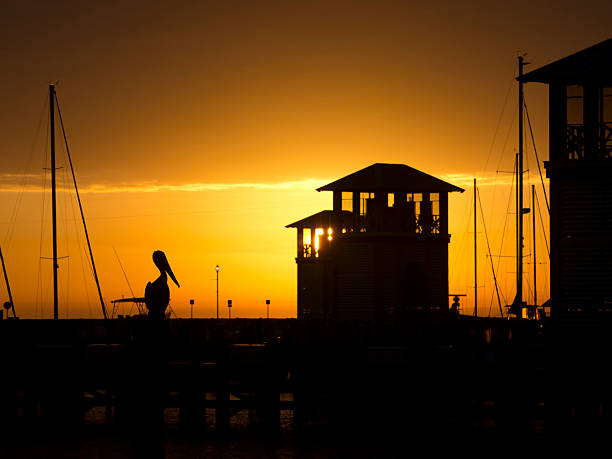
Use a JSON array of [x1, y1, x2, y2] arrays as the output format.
[[520, 38, 612, 316], [286, 163, 463, 321]]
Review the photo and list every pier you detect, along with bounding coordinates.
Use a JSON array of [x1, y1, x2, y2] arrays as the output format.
[[2, 316, 611, 444]]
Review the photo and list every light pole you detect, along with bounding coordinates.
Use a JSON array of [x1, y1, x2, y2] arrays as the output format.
[[266, 299, 270, 319], [227, 299, 232, 319], [216, 265, 220, 319], [190, 299, 194, 319]]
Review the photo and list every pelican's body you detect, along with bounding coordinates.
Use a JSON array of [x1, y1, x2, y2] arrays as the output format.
[[144, 251, 179, 319]]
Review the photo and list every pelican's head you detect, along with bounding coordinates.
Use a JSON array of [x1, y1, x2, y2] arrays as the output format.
[[152, 250, 180, 287]]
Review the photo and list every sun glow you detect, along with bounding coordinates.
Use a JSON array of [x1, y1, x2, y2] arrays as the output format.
[[314, 228, 325, 256]]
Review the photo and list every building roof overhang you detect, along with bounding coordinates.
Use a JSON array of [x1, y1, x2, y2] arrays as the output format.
[[286, 210, 354, 229], [519, 38, 612, 86]]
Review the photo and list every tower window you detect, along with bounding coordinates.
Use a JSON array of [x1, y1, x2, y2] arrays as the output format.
[[342, 192, 353, 212], [360, 192, 374, 216], [567, 85, 584, 125], [599, 87, 612, 158], [566, 85, 585, 159], [302, 228, 312, 257], [314, 228, 324, 257], [601, 87, 612, 123]]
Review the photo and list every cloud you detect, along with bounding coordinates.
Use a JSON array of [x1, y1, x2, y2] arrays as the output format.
[[0, 172, 547, 194], [0, 173, 39, 178], [0, 177, 330, 194], [441, 172, 547, 189], [81, 178, 330, 193]]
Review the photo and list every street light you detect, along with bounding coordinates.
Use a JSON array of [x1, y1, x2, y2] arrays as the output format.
[[227, 299, 232, 319], [266, 299, 270, 319], [190, 299, 194, 319], [216, 265, 220, 319]]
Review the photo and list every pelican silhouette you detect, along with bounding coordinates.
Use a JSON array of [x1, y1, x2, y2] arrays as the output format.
[[145, 250, 180, 319]]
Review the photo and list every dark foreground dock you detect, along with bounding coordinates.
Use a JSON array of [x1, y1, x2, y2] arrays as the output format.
[[1, 316, 611, 455]]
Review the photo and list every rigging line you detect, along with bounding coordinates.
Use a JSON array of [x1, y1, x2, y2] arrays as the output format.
[[543, 263, 549, 299], [65, 244, 70, 318], [36, 114, 50, 318], [113, 246, 136, 298], [55, 93, 108, 321], [78, 243, 93, 317], [534, 191, 550, 258], [523, 268, 534, 302], [66, 159, 92, 319], [41, 270, 53, 318], [82, 244, 96, 316], [496, 95, 517, 172], [451, 191, 473, 294], [482, 87, 518, 253], [3, 94, 49, 249], [60, 162, 72, 318], [480, 75, 515, 176], [493, 156, 517, 308], [479, 75, 516, 228], [450, 192, 473, 273], [524, 100, 550, 214], [477, 189, 504, 318]]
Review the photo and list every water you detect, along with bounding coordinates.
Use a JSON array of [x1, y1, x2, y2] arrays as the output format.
[[1, 403, 441, 458]]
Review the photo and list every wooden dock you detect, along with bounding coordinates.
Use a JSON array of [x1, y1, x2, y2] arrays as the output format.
[[1, 316, 611, 441]]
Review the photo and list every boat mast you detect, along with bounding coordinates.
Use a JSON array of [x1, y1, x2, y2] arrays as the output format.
[[474, 178, 477, 317], [516, 56, 525, 317], [532, 184, 537, 310], [50, 83, 59, 320]]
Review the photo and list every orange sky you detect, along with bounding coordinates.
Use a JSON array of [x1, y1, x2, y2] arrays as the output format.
[[1, 1, 610, 318]]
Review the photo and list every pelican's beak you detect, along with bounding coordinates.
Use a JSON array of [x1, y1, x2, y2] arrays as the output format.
[[165, 262, 180, 288]]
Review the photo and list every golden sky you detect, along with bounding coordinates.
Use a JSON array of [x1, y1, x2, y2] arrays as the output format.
[[1, 1, 610, 318]]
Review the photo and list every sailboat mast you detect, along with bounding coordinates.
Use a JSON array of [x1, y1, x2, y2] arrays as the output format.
[[532, 184, 537, 309], [474, 178, 477, 317], [50, 83, 59, 320], [516, 56, 525, 317]]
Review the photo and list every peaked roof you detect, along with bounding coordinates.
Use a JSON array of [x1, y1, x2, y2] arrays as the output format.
[[286, 210, 353, 228], [316, 163, 464, 193], [520, 38, 612, 85]]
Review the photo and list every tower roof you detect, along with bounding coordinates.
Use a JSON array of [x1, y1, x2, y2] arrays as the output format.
[[519, 38, 612, 85], [316, 163, 464, 193]]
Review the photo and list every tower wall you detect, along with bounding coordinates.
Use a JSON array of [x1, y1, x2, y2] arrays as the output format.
[[333, 235, 449, 321], [547, 163, 612, 314]]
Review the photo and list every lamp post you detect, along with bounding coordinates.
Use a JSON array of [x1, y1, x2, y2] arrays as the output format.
[[216, 265, 220, 319], [227, 299, 232, 319], [190, 299, 194, 319], [266, 299, 270, 319]]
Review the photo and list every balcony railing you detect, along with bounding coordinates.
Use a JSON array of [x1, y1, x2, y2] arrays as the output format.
[[416, 214, 441, 234], [566, 124, 585, 159], [565, 123, 612, 160], [599, 123, 612, 159]]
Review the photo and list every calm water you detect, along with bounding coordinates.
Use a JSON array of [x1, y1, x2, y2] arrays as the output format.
[[0, 405, 449, 458]]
